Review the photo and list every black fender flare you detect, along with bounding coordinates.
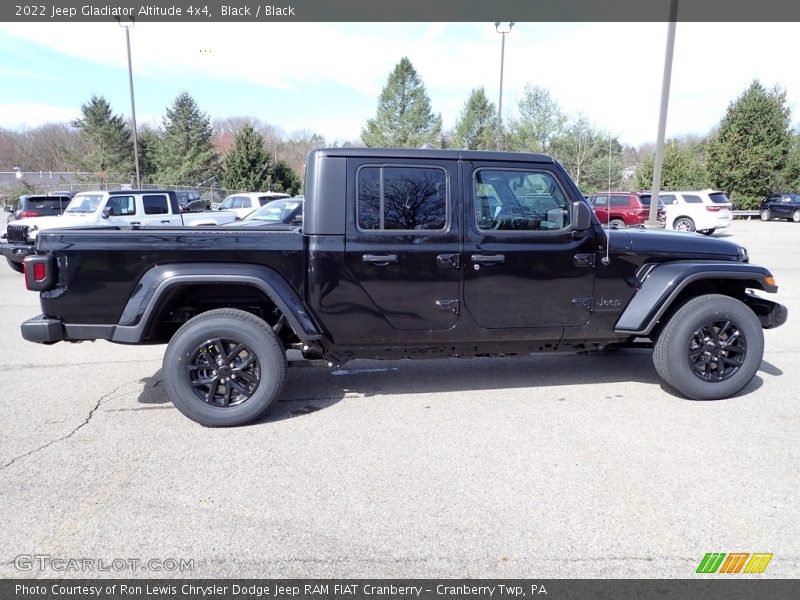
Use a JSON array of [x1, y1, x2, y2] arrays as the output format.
[[614, 261, 777, 335], [112, 263, 323, 343]]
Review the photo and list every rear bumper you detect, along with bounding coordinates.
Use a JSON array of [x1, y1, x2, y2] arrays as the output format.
[[21, 315, 117, 344], [0, 242, 34, 264], [20, 315, 64, 344]]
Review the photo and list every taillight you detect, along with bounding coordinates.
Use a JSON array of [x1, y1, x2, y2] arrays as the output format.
[[19, 210, 39, 218], [23, 255, 57, 291], [706, 205, 729, 212]]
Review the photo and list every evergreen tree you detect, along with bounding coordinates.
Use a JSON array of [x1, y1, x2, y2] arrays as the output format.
[[220, 124, 272, 191], [136, 125, 161, 184], [70, 95, 134, 187], [508, 85, 566, 154], [707, 80, 792, 209], [452, 87, 496, 150], [361, 57, 442, 148], [271, 160, 302, 196], [636, 140, 709, 191], [155, 92, 218, 185]]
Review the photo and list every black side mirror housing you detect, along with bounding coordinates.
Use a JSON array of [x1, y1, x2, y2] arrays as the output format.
[[102, 206, 112, 219], [572, 200, 593, 235], [4, 205, 12, 213]]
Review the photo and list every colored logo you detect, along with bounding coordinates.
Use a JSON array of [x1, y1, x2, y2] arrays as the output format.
[[696, 552, 773, 574]]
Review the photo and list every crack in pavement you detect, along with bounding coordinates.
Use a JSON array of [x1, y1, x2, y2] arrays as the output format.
[[0, 378, 142, 471]]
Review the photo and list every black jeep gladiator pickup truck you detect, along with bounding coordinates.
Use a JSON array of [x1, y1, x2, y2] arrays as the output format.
[[20, 149, 787, 426]]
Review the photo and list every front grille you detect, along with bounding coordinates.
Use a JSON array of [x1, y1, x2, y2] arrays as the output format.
[[6, 225, 31, 244]]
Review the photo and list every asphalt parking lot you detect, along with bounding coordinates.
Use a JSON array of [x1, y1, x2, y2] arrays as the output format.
[[0, 219, 798, 579]]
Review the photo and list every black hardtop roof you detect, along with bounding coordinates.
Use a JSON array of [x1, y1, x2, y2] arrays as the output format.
[[310, 147, 555, 163]]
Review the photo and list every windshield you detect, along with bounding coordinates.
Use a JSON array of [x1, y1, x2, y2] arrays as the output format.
[[65, 194, 103, 213], [245, 200, 301, 222]]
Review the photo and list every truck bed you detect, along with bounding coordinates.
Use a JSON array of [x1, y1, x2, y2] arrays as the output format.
[[35, 226, 305, 325]]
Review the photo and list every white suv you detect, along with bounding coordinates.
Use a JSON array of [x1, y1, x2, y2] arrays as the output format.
[[218, 192, 291, 219], [661, 189, 732, 235]]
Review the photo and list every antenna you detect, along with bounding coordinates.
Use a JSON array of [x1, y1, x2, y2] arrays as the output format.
[[602, 134, 612, 266]]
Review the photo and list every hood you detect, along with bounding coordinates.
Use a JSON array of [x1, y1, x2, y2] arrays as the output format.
[[608, 228, 744, 260], [10, 213, 97, 231]]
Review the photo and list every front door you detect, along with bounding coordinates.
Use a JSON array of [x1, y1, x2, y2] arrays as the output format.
[[462, 162, 596, 329], [345, 159, 460, 331]]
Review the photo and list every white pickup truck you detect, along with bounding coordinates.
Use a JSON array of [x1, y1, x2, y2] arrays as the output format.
[[1, 189, 237, 272]]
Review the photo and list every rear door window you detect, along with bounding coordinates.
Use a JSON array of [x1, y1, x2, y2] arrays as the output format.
[[610, 195, 630, 207], [143, 194, 169, 215], [357, 165, 447, 231]]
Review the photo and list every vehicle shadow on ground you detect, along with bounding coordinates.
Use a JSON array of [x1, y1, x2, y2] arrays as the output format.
[[135, 352, 781, 424]]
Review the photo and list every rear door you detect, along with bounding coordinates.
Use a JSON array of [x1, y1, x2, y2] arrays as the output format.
[[462, 162, 596, 329], [140, 193, 181, 226], [344, 158, 460, 330]]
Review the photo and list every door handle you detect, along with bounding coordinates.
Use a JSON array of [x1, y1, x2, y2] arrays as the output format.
[[362, 254, 398, 265], [436, 253, 460, 268], [471, 253, 505, 265], [130, 221, 140, 225], [160, 219, 171, 223]]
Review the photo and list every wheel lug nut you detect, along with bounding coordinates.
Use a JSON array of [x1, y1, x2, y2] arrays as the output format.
[[231, 374, 236, 379], [229, 363, 235, 368]]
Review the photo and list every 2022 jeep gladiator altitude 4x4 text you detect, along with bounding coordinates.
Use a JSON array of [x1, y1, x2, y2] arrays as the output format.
[[19, 149, 787, 426]]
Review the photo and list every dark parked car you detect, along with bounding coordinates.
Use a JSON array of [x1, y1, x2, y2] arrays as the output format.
[[760, 193, 800, 222], [175, 190, 202, 212], [587, 192, 665, 228], [223, 198, 303, 228], [5, 194, 72, 223]]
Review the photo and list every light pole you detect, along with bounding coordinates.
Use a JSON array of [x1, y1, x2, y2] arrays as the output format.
[[117, 16, 141, 190], [646, 0, 678, 228], [495, 21, 514, 150]]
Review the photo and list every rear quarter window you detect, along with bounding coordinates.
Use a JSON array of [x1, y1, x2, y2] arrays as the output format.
[[682, 194, 703, 204]]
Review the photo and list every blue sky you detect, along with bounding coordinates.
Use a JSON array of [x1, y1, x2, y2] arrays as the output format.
[[1, 22, 799, 146]]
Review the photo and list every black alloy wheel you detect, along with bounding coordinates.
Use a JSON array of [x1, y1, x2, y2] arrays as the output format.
[[188, 338, 261, 407], [687, 320, 746, 383]]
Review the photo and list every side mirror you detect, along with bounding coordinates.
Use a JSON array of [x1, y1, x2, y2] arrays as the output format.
[[4, 205, 12, 213], [571, 200, 592, 234], [102, 206, 112, 219], [291, 214, 303, 225]]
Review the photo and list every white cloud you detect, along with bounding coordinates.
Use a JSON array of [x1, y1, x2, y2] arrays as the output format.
[[0, 103, 80, 128]]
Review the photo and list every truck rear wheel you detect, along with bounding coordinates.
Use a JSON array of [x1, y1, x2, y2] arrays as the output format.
[[652, 294, 763, 400], [163, 308, 286, 426]]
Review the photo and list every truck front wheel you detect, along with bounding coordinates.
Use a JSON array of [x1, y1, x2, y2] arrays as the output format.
[[652, 294, 763, 400], [163, 308, 286, 426]]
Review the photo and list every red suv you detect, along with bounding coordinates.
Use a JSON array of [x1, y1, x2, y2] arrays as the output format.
[[588, 192, 666, 228]]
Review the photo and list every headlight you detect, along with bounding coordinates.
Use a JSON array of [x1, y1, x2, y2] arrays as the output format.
[[738, 246, 749, 263]]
